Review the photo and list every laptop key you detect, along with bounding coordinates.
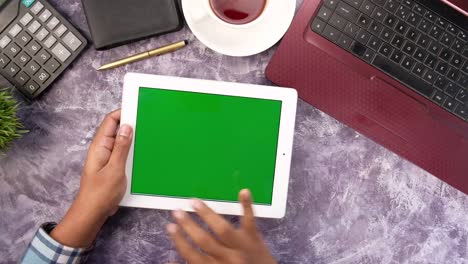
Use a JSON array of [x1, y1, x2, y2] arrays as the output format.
[[463, 61, 468, 74], [424, 11, 437, 22], [447, 24, 459, 35], [447, 68, 459, 82], [323, 25, 341, 43], [445, 82, 459, 97], [406, 28, 420, 42], [414, 48, 427, 62], [362, 49, 376, 62], [336, 2, 360, 22], [344, 0, 363, 9], [368, 36, 382, 51], [459, 31, 467, 42], [428, 41, 442, 55], [317, 6, 333, 22], [383, 14, 397, 28], [344, 23, 360, 38], [429, 25, 443, 40], [434, 76, 449, 90], [371, 7, 387, 22], [406, 13, 421, 26], [329, 14, 347, 30], [311, 18, 326, 33], [390, 50, 404, 63], [402, 41, 416, 56], [402, 56, 415, 71], [458, 74, 467, 88], [380, 27, 394, 42], [360, 0, 375, 16], [435, 18, 447, 29], [412, 63, 426, 77], [454, 105, 468, 120], [368, 21, 383, 36], [395, 6, 410, 20], [456, 89, 467, 104], [384, 0, 399, 13], [435, 61, 449, 75], [371, 0, 385, 6], [357, 14, 372, 29], [356, 29, 371, 44], [450, 55, 462, 68], [443, 97, 457, 111], [432, 91, 447, 105], [413, 4, 425, 15], [395, 20, 408, 35], [423, 70, 437, 84], [337, 34, 353, 49], [391, 34, 404, 48], [379, 43, 393, 57], [424, 54, 437, 69], [452, 39, 464, 53], [416, 34, 430, 48], [418, 19, 431, 33], [350, 41, 367, 57], [372, 54, 435, 97], [323, 0, 338, 9], [440, 33, 455, 47]]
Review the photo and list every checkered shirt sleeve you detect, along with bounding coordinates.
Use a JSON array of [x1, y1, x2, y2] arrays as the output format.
[[20, 223, 90, 264]]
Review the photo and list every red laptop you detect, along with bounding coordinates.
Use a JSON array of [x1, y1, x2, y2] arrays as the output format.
[[267, 0, 468, 194]]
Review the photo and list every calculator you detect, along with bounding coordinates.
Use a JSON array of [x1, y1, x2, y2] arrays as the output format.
[[0, 0, 87, 99]]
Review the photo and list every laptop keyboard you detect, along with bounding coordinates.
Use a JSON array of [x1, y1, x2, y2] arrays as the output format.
[[311, 0, 468, 121]]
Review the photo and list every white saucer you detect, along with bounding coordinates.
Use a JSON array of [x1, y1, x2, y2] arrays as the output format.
[[182, 0, 296, 57]]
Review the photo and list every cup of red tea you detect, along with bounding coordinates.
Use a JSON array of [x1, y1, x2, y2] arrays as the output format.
[[191, 0, 270, 28], [209, 0, 268, 26]]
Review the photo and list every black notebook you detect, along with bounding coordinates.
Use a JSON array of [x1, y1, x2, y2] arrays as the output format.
[[81, 0, 183, 50]]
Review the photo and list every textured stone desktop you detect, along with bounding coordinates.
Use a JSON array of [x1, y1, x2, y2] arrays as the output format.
[[1, 0, 467, 263]]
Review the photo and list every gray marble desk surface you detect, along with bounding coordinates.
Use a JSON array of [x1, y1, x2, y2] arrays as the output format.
[[1, 0, 467, 263]]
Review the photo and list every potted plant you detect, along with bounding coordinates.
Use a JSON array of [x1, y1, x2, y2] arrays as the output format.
[[0, 89, 27, 152]]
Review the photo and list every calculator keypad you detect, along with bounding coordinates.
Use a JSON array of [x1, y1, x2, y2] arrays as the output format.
[[16, 51, 31, 66], [31, 2, 44, 15], [36, 28, 49, 41], [28, 21, 41, 34], [0, 0, 86, 98], [39, 9, 52, 22], [0, 36, 11, 48], [20, 13, 33, 26], [17, 31, 32, 46], [9, 24, 22, 37]]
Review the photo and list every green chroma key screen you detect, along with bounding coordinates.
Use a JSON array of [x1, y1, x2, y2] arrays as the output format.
[[131, 87, 283, 205]]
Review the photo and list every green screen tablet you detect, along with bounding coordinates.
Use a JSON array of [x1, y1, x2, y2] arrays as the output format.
[[131, 87, 282, 205]]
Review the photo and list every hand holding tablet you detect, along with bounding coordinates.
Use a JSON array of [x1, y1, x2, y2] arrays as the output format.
[[120, 73, 297, 218]]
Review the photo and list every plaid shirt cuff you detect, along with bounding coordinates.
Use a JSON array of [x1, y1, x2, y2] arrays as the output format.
[[21, 223, 91, 264]]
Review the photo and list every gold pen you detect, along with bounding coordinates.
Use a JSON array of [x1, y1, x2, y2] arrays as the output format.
[[97, 40, 188, 71]]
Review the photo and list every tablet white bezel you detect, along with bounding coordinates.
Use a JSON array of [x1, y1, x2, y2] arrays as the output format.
[[120, 73, 297, 218]]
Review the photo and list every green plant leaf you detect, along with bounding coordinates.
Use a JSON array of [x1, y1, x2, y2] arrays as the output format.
[[0, 89, 28, 152]]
